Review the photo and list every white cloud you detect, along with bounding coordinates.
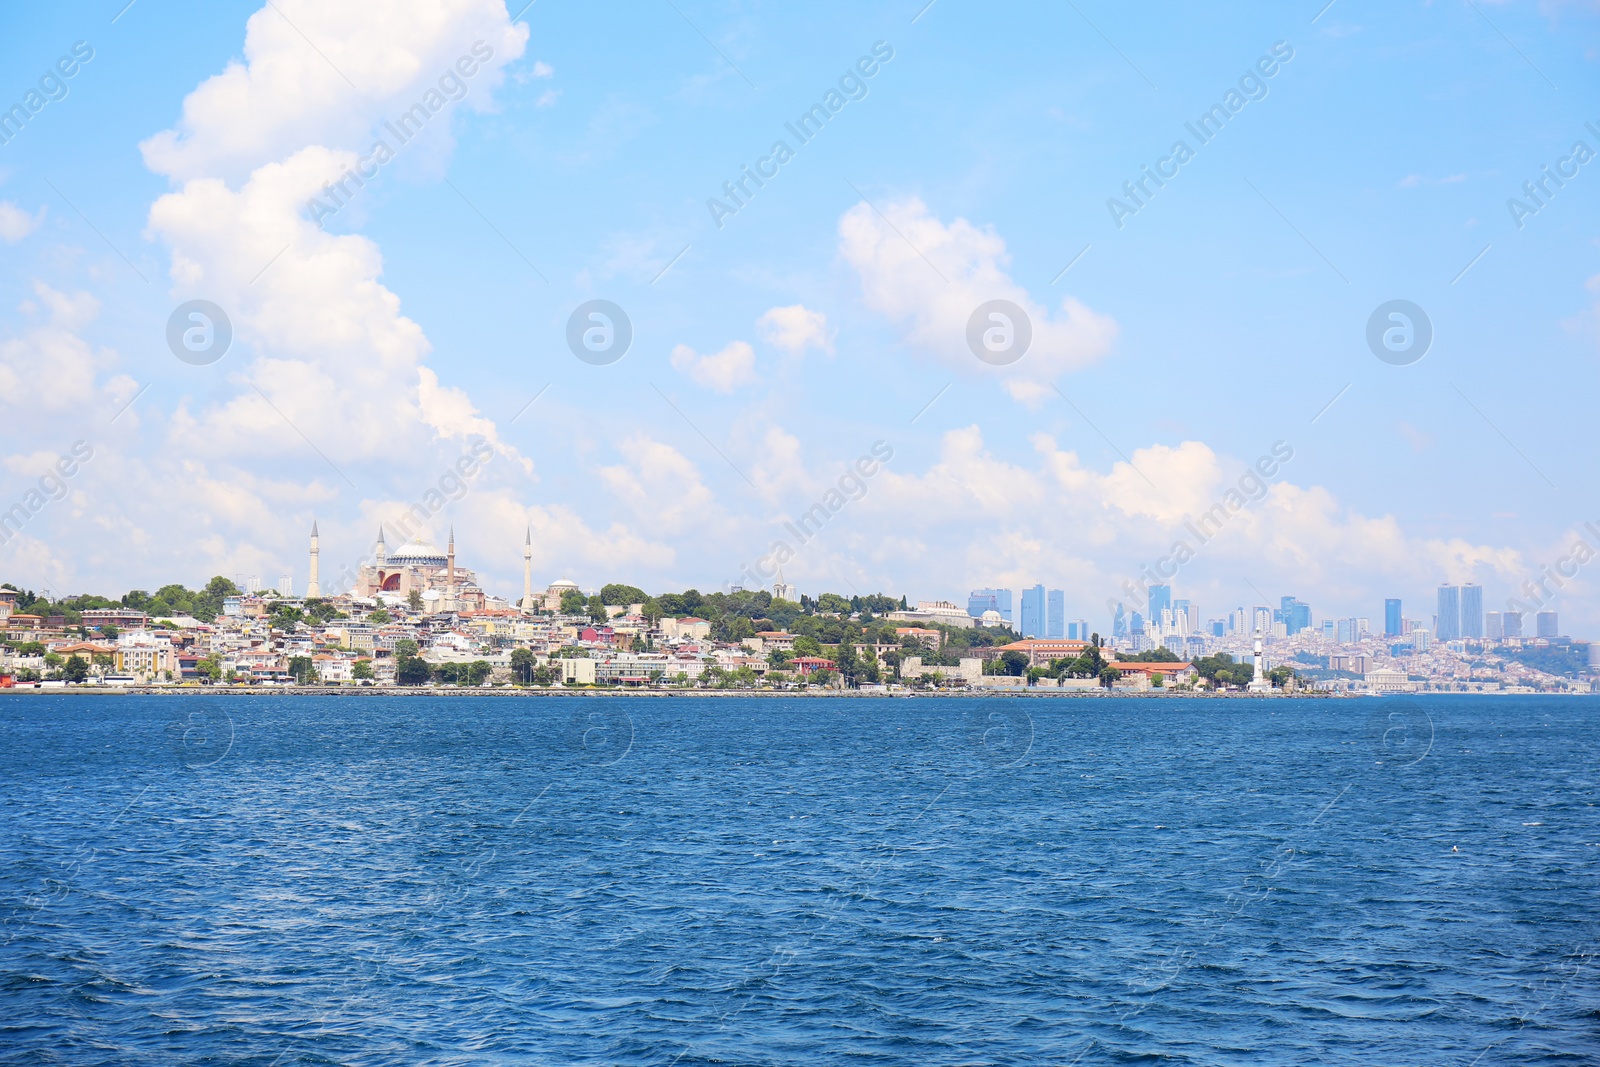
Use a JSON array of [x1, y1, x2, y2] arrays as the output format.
[[140, 0, 528, 183], [838, 196, 1118, 403], [670, 340, 758, 393], [535, 89, 562, 108], [757, 303, 832, 356], [598, 435, 719, 535], [0, 202, 43, 242], [532, 60, 554, 78], [0, 284, 135, 423]]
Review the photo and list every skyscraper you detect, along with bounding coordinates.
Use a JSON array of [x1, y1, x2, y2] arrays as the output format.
[[1436, 584, 1462, 642], [968, 588, 1013, 626], [1536, 611, 1559, 638], [1384, 598, 1402, 637], [1278, 596, 1311, 636], [1046, 589, 1065, 638], [1148, 584, 1172, 625], [1504, 611, 1523, 638], [1461, 583, 1484, 639], [1485, 611, 1504, 640], [1019, 584, 1045, 638], [1112, 602, 1128, 638]]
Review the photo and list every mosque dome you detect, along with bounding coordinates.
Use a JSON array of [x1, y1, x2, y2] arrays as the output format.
[[387, 540, 448, 567], [548, 578, 580, 592]]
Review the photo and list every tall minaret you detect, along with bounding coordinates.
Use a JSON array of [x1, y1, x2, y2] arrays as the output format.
[[374, 526, 387, 566], [306, 521, 321, 598], [446, 526, 457, 609], [522, 526, 534, 614]]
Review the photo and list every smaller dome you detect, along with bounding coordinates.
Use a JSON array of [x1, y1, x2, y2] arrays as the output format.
[[548, 578, 580, 592]]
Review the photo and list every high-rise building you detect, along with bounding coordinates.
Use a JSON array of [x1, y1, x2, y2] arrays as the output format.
[[1384, 598, 1402, 637], [1337, 619, 1353, 644], [1436, 584, 1462, 642], [1130, 611, 1145, 635], [1536, 611, 1559, 638], [1252, 606, 1273, 634], [1148, 584, 1172, 626], [1461, 583, 1484, 639], [968, 589, 1013, 626], [1047, 589, 1065, 639], [1019, 584, 1045, 638], [1211, 620, 1225, 637], [1413, 628, 1432, 652], [1112, 602, 1128, 638], [1485, 611, 1504, 640], [1067, 620, 1090, 640], [1321, 619, 1336, 640], [1504, 611, 1523, 638], [1277, 596, 1311, 636]]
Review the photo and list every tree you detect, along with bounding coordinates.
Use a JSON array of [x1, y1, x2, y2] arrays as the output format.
[[101, 625, 119, 639], [197, 656, 222, 684], [369, 608, 391, 624], [587, 595, 608, 624], [288, 656, 316, 684], [464, 660, 492, 686], [600, 583, 647, 606], [397, 657, 432, 686], [63, 655, 89, 684], [510, 648, 535, 684], [1268, 665, 1295, 689], [352, 660, 374, 681], [407, 589, 424, 612], [394, 638, 420, 659], [998, 651, 1030, 677], [560, 589, 588, 616], [792, 634, 822, 657], [1099, 665, 1122, 689], [816, 593, 852, 616]]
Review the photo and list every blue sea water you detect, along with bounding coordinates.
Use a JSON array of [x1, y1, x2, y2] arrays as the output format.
[[0, 694, 1596, 1066]]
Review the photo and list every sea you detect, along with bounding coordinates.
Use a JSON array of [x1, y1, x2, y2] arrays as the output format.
[[0, 694, 1596, 1065]]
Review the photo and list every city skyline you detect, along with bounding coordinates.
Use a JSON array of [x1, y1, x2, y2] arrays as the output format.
[[1, 2, 1597, 635]]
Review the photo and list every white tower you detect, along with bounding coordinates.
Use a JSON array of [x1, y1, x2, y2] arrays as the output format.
[[374, 526, 387, 566], [306, 521, 321, 598], [1248, 629, 1271, 692], [446, 526, 457, 609], [522, 526, 534, 614]]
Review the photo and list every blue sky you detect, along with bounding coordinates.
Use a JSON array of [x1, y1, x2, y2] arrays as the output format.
[[0, 0, 1596, 632]]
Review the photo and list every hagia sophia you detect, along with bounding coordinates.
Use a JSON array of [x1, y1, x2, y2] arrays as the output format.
[[306, 524, 579, 614]]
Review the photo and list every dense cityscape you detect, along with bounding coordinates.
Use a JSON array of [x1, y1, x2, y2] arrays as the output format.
[[1, 527, 1593, 694]]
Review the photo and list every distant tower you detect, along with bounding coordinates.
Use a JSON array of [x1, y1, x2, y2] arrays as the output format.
[[522, 526, 534, 613], [306, 521, 321, 598], [447, 526, 457, 608], [1248, 629, 1271, 692], [374, 526, 387, 566]]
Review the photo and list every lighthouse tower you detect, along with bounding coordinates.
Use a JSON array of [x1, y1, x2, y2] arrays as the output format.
[[306, 521, 321, 598], [1248, 629, 1272, 692]]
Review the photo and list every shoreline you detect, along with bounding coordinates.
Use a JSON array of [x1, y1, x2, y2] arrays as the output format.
[[2, 685, 1365, 698]]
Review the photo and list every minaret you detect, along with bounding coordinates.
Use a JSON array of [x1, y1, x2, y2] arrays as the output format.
[[374, 526, 387, 566], [306, 521, 321, 598], [447, 526, 457, 609], [522, 526, 533, 614]]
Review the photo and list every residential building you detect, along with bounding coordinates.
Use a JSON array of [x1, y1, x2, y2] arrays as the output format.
[[1536, 611, 1559, 638], [81, 608, 151, 630], [1503, 611, 1524, 638], [1486, 611, 1504, 640]]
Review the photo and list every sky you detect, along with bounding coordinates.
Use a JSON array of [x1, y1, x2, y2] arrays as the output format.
[[0, 0, 1597, 634]]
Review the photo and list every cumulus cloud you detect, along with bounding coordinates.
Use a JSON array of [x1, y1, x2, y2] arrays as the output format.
[[0, 284, 136, 424], [140, 0, 527, 183], [0, 202, 43, 242], [838, 196, 1118, 404], [670, 340, 758, 393], [599, 436, 719, 535], [757, 304, 832, 355]]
